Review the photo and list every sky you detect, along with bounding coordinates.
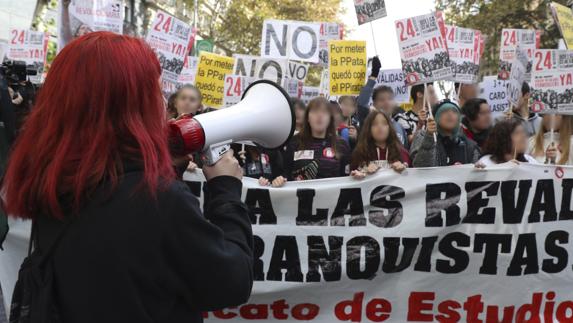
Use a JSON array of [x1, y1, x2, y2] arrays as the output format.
[[341, 0, 437, 69]]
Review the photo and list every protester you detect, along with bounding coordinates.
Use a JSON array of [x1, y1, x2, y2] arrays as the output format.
[[350, 110, 409, 179], [1, 32, 253, 323], [528, 115, 572, 165], [233, 144, 284, 186], [461, 98, 492, 148], [167, 84, 203, 119], [410, 100, 480, 167], [478, 119, 537, 166], [454, 83, 478, 108], [278, 97, 351, 185], [356, 56, 408, 147], [331, 100, 357, 146], [394, 83, 438, 144], [293, 98, 306, 135], [503, 82, 541, 137]]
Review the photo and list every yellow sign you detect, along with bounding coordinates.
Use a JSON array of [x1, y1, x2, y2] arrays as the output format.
[[195, 52, 235, 108], [552, 2, 573, 49], [328, 40, 367, 96]]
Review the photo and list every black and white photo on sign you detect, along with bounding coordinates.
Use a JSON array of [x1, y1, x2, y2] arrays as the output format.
[[353, 0, 387, 25]]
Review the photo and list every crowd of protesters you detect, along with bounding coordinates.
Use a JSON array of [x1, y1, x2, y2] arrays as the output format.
[[171, 56, 565, 188]]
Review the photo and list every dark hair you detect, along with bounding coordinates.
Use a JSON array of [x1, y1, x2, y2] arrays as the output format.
[[168, 84, 202, 118], [372, 86, 394, 102], [462, 98, 488, 122], [482, 120, 526, 163], [351, 110, 404, 170], [410, 84, 425, 103], [454, 82, 461, 91], [338, 96, 356, 106], [299, 97, 338, 158], [292, 98, 306, 111], [522, 82, 530, 96]]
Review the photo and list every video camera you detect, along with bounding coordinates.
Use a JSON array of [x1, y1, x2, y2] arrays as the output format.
[[0, 60, 37, 86]]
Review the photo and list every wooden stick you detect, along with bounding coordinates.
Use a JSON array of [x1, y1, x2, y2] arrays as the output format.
[[369, 22, 378, 56], [424, 83, 437, 143]]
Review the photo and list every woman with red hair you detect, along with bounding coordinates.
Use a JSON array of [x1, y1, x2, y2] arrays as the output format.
[[1, 32, 253, 322]]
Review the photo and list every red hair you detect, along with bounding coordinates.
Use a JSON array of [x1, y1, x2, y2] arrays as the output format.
[[1, 31, 175, 219]]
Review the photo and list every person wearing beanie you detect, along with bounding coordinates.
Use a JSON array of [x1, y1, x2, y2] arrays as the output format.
[[410, 100, 481, 167]]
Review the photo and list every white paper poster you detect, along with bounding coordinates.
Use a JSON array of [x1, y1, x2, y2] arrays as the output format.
[[498, 29, 539, 81], [261, 19, 321, 63], [375, 69, 409, 104], [353, 0, 387, 25], [7, 29, 49, 84], [178, 56, 199, 85], [479, 75, 510, 118], [444, 25, 482, 84], [530, 49, 573, 114]]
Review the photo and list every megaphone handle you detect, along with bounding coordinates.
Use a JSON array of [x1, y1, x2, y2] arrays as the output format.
[[201, 143, 232, 166]]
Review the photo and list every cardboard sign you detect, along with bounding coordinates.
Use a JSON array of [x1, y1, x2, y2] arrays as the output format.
[[57, 0, 123, 50], [375, 69, 409, 104], [444, 25, 482, 84], [195, 52, 235, 108], [7, 29, 49, 84], [223, 74, 254, 107], [328, 40, 367, 95], [479, 76, 509, 118], [498, 29, 539, 80], [395, 13, 452, 85], [551, 2, 573, 49], [177, 56, 199, 85], [146, 11, 194, 94], [261, 19, 321, 63], [506, 48, 529, 107], [319, 22, 344, 66], [530, 49, 573, 114], [353, 0, 387, 25]]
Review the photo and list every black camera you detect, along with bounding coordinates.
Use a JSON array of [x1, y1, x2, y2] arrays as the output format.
[[0, 60, 37, 85]]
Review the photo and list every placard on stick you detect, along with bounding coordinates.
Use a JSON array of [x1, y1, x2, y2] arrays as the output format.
[[328, 40, 367, 95], [530, 49, 573, 114]]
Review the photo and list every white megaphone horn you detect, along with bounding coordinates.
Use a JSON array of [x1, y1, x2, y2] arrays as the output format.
[[168, 80, 295, 165]]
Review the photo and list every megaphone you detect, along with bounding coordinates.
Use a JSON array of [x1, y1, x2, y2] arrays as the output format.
[[169, 80, 295, 165]]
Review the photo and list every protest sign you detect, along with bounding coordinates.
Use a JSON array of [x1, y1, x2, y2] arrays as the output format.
[[302, 86, 321, 105], [233, 55, 288, 85], [195, 52, 235, 108], [261, 19, 321, 63], [288, 61, 309, 82], [177, 56, 199, 85], [353, 0, 387, 25], [479, 75, 509, 118], [530, 49, 573, 114], [283, 78, 304, 99], [146, 11, 194, 94], [328, 40, 366, 95], [319, 69, 330, 98], [57, 0, 123, 50], [550, 2, 573, 49], [193, 39, 214, 56], [395, 13, 452, 86], [223, 74, 254, 107], [7, 29, 49, 84], [498, 29, 539, 80], [506, 48, 529, 107], [374, 69, 409, 104], [319, 22, 344, 66], [444, 25, 482, 84], [4, 164, 573, 321]]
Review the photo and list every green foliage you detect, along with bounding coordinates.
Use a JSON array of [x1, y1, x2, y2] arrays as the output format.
[[436, 0, 571, 77]]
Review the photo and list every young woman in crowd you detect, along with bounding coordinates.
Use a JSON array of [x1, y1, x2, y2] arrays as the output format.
[[410, 100, 480, 167], [350, 110, 410, 179], [461, 98, 492, 149], [167, 84, 203, 119], [330, 100, 357, 146], [233, 144, 284, 186], [528, 114, 572, 164], [275, 97, 351, 186], [293, 98, 306, 135], [478, 119, 538, 166]]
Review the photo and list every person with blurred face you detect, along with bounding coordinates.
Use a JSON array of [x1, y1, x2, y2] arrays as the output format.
[[455, 83, 478, 108], [499, 82, 541, 137], [478, 120, 537, 166], [395, 83, 437, 144], [293, 98, 306, 134], [410, 100, 480, 167], [461, 98, 492, 148], [276, 97, 351, 186], [171, 85, 202, 118], [334, 98, 358, 146], [528, 115, 573, 164], [355, 57, 408, 147], [350, 111, 410, 180]]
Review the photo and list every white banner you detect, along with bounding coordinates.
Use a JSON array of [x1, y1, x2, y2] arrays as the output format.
[[498, 29, 539, 81], [7, 29, 49, 84], [444, 25, 482, 84], [530, 49, 573, 114], [479, 75, 510, 118], [353, 0, 387, 25], [146, 11, 193, 94], [4, 165, 573, 321], [395, 13, 452, 85], [375, 69, 409, 104], [57, 0, 123, 50], [261, 20, 321, 63]]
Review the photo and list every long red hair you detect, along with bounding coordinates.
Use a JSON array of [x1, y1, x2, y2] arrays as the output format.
[[1, 31, 175, 219]]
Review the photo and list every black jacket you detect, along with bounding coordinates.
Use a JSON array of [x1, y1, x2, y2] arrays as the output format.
[[36, 167, 253, 323]]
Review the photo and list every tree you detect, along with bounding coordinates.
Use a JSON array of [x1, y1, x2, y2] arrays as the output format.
[[436, 0, 571, 76]]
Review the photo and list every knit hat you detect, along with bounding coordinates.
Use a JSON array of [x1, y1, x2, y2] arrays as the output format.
[[432, 100, 461, 138]]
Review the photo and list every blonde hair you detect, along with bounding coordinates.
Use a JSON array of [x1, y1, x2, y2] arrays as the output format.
[[532, 115, 572, 165]]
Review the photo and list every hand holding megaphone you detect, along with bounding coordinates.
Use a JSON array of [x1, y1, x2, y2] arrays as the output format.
[[168, 80, 295, 165]]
